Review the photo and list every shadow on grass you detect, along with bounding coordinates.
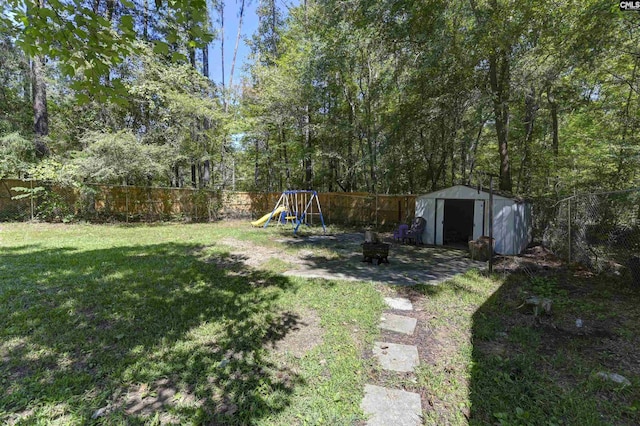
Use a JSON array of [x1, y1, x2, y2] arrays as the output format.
[[467, 272, 640, 425], [388, 268, 640, 424], [0, 242, 304, 424]]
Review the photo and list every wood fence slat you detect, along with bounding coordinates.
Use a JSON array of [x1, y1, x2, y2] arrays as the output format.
[[0, 179, 417, 226]]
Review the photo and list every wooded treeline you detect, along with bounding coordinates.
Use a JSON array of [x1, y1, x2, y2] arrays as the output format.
[[1, 0, 639, 198], [243, 0, 640, 196]]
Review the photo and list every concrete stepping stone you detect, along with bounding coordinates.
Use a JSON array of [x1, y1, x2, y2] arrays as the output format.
[[379, 313, 417, 335], [384, 297, 413, 311], [373, 342, 419, 372], [361, 384, 422, 426]]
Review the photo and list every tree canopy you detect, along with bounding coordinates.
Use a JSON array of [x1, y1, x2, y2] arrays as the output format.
[[1, 0, 638, 197]]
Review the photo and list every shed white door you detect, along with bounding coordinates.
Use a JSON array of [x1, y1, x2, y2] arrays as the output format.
[[473, 200, 485, 240], [435, 199, 444, 245]]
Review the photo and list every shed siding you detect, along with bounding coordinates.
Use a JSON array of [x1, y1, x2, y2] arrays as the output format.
[[493, 200, 513, 254], [424, 198, 436, 244], [415, 185, 531, 255]]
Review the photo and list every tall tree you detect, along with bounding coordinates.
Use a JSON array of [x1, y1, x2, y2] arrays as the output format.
[[30, 0, 50, 157]]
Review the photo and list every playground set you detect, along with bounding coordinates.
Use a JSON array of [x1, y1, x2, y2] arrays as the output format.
[[251, 190, 326, 234]]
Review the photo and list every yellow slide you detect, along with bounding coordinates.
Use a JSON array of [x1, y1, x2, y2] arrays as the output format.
[[251, 206, 286, 227]]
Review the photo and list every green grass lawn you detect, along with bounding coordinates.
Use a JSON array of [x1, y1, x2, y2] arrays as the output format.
[[0, 222, 384, 425], [3, 222, 639, 425], [386, 269, 640, 425]]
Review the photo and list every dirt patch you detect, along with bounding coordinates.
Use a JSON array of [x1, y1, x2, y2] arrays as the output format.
[[494, 245, 565, 274], [267, 309, 323, 358], [219, 237, 302, 269]]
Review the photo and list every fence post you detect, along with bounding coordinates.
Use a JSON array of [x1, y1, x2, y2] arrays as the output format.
[[125, 185, 129, 223], [30, 179, 34, 220], [405, 197, 409, 223], [567, 198, 571, 263], [375, 195, 378, 228]]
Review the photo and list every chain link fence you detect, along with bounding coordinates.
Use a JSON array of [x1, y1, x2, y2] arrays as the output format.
[[541, 188, 640, 284], [0, 179, 36, 221]]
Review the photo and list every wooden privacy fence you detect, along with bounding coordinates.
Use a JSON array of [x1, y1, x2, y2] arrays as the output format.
[[0, 179, 416, 226], [317, 193, 415, 227]]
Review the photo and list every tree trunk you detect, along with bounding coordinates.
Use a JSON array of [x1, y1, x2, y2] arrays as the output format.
[[106, 0, 115, 20], [32, 55, 49, 157], [467, 115, 487, 184], [143, 0, 149, 41], [449, 113, 458, 186], [191, 163, 197, 188], [20, 56, 31, 103], [228, 0, 245, 88], [360, 140, 369, 191], [266, 139, 272, 191], [202, 46, 209, 78], [367, 135, 375, 192], [343, 81, 356, 192], [488, 50, 512, 192], [219, 2, 229, 189], [189, 48, 196, 68], [302, 0, 312, 190], [282, 125, 291, 188], [219, 1, 225, 92], [548, 88, 559, 157], [520, 86, 537, 194], [201, 44, 211, 188], [254, 140, 260, 188], [203, 160, 211, 187], [303, 105, 312, 189], [616, 58, 638, 180]]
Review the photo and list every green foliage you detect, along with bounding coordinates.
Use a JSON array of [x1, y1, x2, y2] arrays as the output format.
[[41, 43, 225, 188], [2, 0, 214, 102], [10, 185, 73, 222], [10, 185, 45, 200], [2, 0, 639, 197], [0, 36, 32, 136], [71, 130, 173, 185], [36, 189, 74, 222], [124, 44, 224, 159], [26, 157, 76, 184], [522, 276, 569, 310], [241, 0, 640, 195], [0, 132, 35, 178]]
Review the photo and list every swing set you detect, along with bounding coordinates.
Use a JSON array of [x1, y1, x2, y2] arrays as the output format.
[[260, 190, 326, 234]]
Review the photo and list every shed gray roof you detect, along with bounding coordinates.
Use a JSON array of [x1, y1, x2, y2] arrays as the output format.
[[416, 184, 527, 202]]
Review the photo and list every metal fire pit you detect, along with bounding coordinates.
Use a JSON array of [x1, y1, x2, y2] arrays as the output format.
[[362, 242, 390, 265]]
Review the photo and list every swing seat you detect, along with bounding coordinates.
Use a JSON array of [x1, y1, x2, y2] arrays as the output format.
[[260, 190, 326, 234]]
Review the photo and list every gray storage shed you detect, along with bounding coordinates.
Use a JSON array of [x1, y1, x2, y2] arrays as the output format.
[[415, 185, 532, 255]]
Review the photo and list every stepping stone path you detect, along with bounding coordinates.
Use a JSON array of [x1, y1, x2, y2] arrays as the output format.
[[361, 296, 423, 425], [379, 313, 417, 335], [383, 297, 413, 311], [361, 385, 422, 426], [372, 342, 419, 372]]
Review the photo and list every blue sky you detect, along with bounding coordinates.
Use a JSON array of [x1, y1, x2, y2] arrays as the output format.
[[208, 0, 298, 87], [208, 0, 258, 86]]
